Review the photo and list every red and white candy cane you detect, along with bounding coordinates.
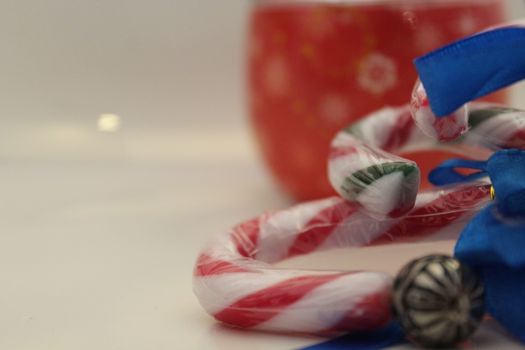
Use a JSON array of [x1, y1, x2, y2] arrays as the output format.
[[193, 102, 525, 334], [329, 102, 525, 219], [410, 80, 470, 142], [411, 20, 525, 142], [411, 79, 525, 144]]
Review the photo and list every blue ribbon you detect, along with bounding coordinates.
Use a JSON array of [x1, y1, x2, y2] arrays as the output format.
[[415, 25, 525, 116], [428, 158, 488, 186], [415, 22, 525, 340], [415, 21, 525, 343], [433, 150, 525, 343]]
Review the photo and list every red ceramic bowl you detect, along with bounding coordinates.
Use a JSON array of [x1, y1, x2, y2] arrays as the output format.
[[248, 0, 507, 200]]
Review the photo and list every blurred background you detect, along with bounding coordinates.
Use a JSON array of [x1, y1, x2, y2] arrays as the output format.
[[0, 1, 248, 158], [1, 1, 525, 349], [0, 1, 523, 159], [1, 1, 524, 195]]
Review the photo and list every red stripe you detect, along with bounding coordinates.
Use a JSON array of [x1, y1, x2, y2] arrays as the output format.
[[325, 290, 392, 333], [194, 253, 253, 276], [329, 145, 358, 159], [432, 113, 467, 142], [382, 110, 415, 151], [287, 200, 359, 257], [231, 217, 261, 257], [213, 273, 346, 328], [369, 184, 490, 245], [504, 129, 525, 149]]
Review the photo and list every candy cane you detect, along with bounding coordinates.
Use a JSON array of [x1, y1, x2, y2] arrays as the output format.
[[193, 102, 525, 334], [411, 20, 525, 142], [330, 102, 525, 218], [410, 80, 470, 142]]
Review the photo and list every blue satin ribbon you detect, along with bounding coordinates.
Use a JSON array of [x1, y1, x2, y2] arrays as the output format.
[[432, 150, 525, 343], [415, 25, 525, 116], [428, 158, 489, 186], [415, 22, 525, 340]]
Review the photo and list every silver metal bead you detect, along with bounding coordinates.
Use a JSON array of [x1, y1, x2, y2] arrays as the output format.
[[392, 255, 485, 348]]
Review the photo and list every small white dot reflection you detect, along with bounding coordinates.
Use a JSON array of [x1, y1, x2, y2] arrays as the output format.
[[403, 11, 417, 28], [97, 113, 121, 132]]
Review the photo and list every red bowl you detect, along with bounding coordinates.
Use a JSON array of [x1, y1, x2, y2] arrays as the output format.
[[248, 0, 506, 200]]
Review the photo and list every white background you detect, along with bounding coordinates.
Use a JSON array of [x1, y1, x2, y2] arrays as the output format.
[[1, 1, 525, 349]]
